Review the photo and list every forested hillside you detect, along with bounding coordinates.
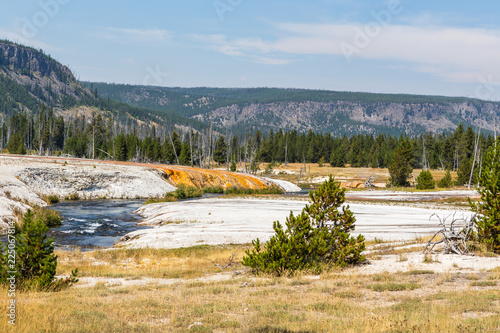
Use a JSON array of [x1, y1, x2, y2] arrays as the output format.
[[88, 83, 500, 136], [1, 103, 490, 187], [0, 40, 202, 130]]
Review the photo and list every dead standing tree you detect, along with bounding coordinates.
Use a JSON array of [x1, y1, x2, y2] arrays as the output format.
[[363, 176, 375, 188], [424, 212, 476, 255]]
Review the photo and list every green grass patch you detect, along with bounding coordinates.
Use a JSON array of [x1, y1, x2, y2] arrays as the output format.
[[145, 184, 203, 204], [470, 281, 497, 287], [42, 195, 60, 204], [367, 282, 420, 292], [406, 270, 435, 275], [334, 291, 363, 299], [203, 186, 224, 194], [225, 187, 284, 195]]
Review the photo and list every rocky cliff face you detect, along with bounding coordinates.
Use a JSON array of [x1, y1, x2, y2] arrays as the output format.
[[0, 40, 94, 116], [193, 100, 500, 136]]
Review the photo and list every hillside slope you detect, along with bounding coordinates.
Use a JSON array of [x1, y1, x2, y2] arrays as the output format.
[[0, 40, 202, 130], [90, 83, 500, 136]]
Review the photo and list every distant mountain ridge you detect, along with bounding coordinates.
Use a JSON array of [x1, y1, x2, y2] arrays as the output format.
[[1, 39, 498, 137], [89, 83, 500, 136]]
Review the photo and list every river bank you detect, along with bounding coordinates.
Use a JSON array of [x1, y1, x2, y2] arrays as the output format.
[[0, 155, 300, 232]]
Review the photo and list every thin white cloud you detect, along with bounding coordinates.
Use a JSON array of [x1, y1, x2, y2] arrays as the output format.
[[97, 27, 172, 44], [0, 28, 57, 51], [194, 22, 500, 83], [190, 34, 293, 65], [397, 11, 475, 27]]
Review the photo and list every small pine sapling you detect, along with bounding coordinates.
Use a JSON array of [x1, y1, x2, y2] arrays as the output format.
[[243, 175, 365, 275], [415, 170, 435, 189]]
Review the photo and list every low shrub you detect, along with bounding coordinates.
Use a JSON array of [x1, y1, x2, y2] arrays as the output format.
[[225, 187, 284, 195], [173, 184, 203, 199], [32, 206, 62, 227], [203, 186, 224, 194], [144, 196, 178, 205], [42, 195, 60, 204], [145, 184, 203, 204], [66, 193, 80, 201]]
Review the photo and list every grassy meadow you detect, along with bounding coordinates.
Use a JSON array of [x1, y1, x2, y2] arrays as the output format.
[[1, 244, 499, 332]]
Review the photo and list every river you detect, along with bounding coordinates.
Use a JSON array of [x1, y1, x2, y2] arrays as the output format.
[[48, 200, 146, 250]]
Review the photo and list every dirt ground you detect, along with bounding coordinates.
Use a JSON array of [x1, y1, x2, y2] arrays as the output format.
[[252, 162, 455, 189]]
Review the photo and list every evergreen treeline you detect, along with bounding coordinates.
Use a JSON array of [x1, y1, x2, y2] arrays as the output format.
[[0, 107, 492, 186]]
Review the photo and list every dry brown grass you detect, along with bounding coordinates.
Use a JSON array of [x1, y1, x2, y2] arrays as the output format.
[[1, 244, 498, 332], [261, 163, 462, 191], [56, 245, 251, 279]]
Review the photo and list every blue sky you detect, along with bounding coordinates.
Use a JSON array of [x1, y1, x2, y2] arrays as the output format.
[[1, 0, 500, 100]]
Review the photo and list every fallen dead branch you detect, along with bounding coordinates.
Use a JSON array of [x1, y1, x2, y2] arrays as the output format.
[[208, 252, 238, 270], [424, 212, 476, 255]]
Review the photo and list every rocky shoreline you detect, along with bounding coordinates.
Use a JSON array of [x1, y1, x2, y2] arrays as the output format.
[[0, 155, 176, 231]]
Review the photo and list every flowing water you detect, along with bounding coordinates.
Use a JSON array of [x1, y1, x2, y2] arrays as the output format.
[[47, 200, 146, 250]]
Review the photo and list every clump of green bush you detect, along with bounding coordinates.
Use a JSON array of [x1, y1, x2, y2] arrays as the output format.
[[32, 206, 62, 227], [172, 184, 203, 199]]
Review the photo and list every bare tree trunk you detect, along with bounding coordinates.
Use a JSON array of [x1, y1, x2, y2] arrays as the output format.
[[468, 129, 481, 189], [167, 130, 180, 165], [439, 156, 445, 171], [285, 130, 288, 166], [189, 131, 193, 166], [226, 132, 230, 171]]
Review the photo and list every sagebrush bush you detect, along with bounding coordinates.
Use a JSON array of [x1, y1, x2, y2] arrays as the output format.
[[243, 175, 365, 276]]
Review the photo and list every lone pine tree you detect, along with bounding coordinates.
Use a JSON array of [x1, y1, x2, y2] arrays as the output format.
[[389, 137, 413, 187], [0, 210, 78, 291], [415, 169, 435, 189], [438, 170, 453, 188], [469, 141, 500, 254], [242, 175, 365, 276]]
